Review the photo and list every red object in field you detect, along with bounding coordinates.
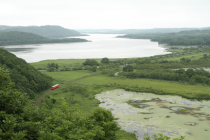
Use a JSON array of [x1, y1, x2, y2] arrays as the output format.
[[51, 84, 59, 90]]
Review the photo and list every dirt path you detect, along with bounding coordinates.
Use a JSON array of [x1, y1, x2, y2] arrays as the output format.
[[35, 73, 98, 107]]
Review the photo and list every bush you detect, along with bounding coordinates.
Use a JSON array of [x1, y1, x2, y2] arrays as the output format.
[[101, 57, 109, 64], [123, 65, 134, 72], [83, 59, 99, 66]]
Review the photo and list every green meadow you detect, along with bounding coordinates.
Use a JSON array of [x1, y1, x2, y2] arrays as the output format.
[[31, 58, 120, 69], [34, 70, 93, 101], [33, 47, 210, 139], [164, 52, 210, 61], [35, 69, 210, 139], [74, 75, 210, 96], [41, 70, 93, 84], [36, 71, 137, 139], [37, 69, 210, 100], [31, 59, 89, 69]]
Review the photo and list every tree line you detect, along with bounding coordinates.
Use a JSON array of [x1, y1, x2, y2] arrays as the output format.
[[121, 68, 210, 85], [118, 54, 210, 86]]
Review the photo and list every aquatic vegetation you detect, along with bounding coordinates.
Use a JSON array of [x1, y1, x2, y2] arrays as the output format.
[[185, 123, 196, 126], [96, 89, 210, 140], [178, 108, 189, 112], [140, 112, 153, 114], [127, 101, 148, 109], [169, 107, 190, 113], [151, 98, 162, 101], [127, 102, 142, 108], [143, 133, 185, 140]]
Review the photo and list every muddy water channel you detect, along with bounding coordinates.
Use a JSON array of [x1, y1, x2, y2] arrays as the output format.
[[95, 89, 210, 140]]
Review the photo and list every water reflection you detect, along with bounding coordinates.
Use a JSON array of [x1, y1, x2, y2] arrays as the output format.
[[2, 47, 35, 53]]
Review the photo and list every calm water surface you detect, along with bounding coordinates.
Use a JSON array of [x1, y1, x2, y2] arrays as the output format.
[[4, 34, 170, 63]]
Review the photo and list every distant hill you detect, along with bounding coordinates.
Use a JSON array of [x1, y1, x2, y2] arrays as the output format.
[[118, 29, 210, 46], [77, 27, 209, 34], [0, 25, 14, 30], [0, 31, 88, 46], [0, 48, 53, 99], [0, 25, 83, 38]]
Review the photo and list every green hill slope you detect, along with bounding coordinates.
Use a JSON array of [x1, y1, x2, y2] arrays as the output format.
[[0, 25, 83, 38], [118, 29, 210, 46], [0, 48, 53, 99], [0, 31, 87, 46]]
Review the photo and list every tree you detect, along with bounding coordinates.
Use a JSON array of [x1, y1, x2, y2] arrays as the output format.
[[47, 62, 59, 71], [89, 108, 120, 139], [123, 65, 134, 72], [101, 57, 109, 64], [203, 54, 208, 59], [180, 57, 191, 63], [175, 69, 185, 75], [83, 59, 99, 66], [186, 69, 194, 78], [92, 66, 97, 72], [55, 64, 59, 69], [0, 67, 45, 139], [85, 65, 97, 72]]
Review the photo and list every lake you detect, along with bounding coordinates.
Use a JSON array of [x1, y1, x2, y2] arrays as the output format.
[[2, 34, 170, 63]]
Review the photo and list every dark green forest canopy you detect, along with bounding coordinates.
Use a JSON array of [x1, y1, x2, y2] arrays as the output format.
[[0, 68, 120, 140], [0, 25, 83, 38], [0, 31, 88, 46], [0, 48, 53, 99], [118, 29, 210, 46]]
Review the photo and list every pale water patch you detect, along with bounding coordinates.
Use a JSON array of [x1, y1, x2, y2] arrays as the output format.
[[2, 34, 170, 63], [95, 89, 210, 140]]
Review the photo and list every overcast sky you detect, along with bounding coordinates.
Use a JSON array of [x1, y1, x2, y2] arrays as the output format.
[[1, 0, 210, 29]]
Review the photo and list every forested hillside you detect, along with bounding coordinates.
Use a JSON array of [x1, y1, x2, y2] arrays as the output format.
[[0, 68, 120, 140], [0, 31, 87, 46], [0, 25, 83, 38], [0, 48, 53, 99], [118, 29, 210, 46]]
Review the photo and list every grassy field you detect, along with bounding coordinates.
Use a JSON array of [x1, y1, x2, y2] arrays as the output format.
[[35, 69, 210, 139], [30, 58, 122, 69], [32, 51, 210, 140], [37, 74, 137, 140], [34, 70, 93, 105], [34, 60, 210, 101], [37, 69, 210, 107], [163, 47, 210, 62], [74, 74, 210, 98], [163, 52, 210, 61], [31, 59, 89, 69], [166, 48, 185, 53], [41, 70, 93, 84]]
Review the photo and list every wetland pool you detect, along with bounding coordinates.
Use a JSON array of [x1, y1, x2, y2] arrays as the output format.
[[95, 89, 210, 140]]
